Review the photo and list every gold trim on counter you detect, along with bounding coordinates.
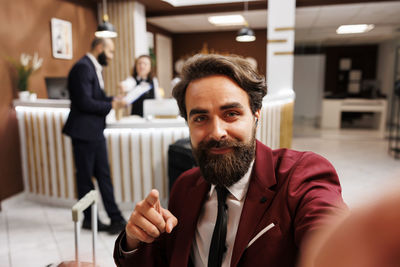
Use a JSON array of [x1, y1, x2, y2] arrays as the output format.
[[44, 113, 53, 197], [119, 133, 125, 202], [129, 133, 134, 202], [150, 132, 155, 190], [30, 112, 39, 194], [161, 135, 167, 197], [280, 101, 294, 149], [108, 136, 115, 186], [59, 113, 68, 198], [36, 113, 45, 195], [24, 112, 33, 193], [52, 113, 61, 198], [139, 133, 144, 199]]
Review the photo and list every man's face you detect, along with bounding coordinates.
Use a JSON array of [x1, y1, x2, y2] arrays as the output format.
[[98, 38, 114, 66], [185, 75, 260, 187]]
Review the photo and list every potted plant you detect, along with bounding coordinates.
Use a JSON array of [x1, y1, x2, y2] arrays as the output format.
[[10, 52, 43, 100]]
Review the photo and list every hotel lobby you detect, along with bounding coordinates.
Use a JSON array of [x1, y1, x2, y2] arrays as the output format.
[[1, 0, 400, 266]]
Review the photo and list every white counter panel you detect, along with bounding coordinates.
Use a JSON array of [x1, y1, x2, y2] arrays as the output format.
[[14, 97, 292, 207]]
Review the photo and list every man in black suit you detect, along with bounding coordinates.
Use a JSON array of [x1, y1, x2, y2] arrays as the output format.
[[63, 38, 126, 234]]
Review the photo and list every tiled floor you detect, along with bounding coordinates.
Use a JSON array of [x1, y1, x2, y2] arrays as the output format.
[[1, 125, 400, 267]]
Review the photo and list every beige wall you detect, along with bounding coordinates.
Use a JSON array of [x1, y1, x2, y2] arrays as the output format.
[[0, 0, 97, 201]]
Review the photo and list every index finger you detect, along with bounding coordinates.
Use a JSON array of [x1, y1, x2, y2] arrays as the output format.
[[145, 189, 161, 212]]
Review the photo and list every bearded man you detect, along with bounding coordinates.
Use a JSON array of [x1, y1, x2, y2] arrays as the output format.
[[113, 54, 346, 267], [63, 38, 126, 235]]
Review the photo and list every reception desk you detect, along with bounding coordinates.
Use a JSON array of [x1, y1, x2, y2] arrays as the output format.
[[14, 99, 188, 207], [14, 95, 294, 207], [321, 98, 387, 138]]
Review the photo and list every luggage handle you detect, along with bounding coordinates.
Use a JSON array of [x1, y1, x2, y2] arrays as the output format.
[[72, 190, 98, 266]]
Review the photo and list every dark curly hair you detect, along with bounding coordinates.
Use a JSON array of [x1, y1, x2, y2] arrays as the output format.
[[172, 54, 267, 120]]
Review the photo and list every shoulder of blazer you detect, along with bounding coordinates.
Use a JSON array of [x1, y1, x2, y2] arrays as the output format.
[[81, 55, 96, 72]]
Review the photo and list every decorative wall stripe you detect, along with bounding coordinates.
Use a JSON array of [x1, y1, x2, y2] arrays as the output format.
[[267, 39, 287, 43], [273, 51, 294, 56], [275, 27, 295, 31]]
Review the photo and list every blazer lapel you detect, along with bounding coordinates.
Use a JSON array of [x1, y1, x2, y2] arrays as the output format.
[[170, 177, 210, 266], [231, 141, 277, 266]]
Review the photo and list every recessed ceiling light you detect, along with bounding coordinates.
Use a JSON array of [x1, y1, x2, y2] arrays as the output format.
[[336, 24, 375, 34], [208, 15, 246, 26], [162, 0, 258, 7]]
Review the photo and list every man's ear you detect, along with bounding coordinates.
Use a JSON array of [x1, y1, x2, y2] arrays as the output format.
[[254, 110, 261, 125]]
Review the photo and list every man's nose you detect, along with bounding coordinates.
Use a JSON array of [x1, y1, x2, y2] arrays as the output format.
[[208, 118, 227, 140]]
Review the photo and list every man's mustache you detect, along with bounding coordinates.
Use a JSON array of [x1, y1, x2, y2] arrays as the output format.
[[200, 139, 239, 149]]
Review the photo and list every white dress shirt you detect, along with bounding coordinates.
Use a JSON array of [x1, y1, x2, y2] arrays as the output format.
[[192, 161, 254, 267], [86, 52, 104, 90]]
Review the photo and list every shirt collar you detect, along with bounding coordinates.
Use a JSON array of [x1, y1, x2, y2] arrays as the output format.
[[86, 53, 103, 73], [209, 160, 254, 201]]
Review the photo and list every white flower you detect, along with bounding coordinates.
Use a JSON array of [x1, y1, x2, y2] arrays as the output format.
[[20, 53, 31, 67], [32, 52, 43, 71]]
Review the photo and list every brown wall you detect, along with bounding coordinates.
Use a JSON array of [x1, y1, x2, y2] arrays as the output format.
[[172, 29, 267, 76], [0, 0, 97, 201], [324, 45, 378, 96]]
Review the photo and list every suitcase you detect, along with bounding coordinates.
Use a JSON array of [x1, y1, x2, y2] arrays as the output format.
[[168, 137, 197, 191], [57, 190, 99, 267]]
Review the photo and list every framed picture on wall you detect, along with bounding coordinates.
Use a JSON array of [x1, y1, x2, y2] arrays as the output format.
[[51, 18, 73, 60]]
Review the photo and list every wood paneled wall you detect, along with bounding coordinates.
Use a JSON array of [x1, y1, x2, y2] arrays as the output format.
[[0, 0, 97, 201], [103, 1, 141, 97], [172, 29, 267, 76]]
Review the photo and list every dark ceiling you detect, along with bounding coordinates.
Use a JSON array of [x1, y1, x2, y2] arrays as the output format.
[[84, 0, 400, 17]]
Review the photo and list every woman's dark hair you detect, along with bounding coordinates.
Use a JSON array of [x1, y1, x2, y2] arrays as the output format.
[[172, 54, 267, 120], [131, 55, 154, 80]]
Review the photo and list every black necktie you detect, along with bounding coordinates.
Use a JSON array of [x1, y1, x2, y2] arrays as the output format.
[[208, 185, 229, 267]]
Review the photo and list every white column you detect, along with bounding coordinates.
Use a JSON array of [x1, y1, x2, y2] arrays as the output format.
[[133, 2, 148, 56], [267, 0, 296, 98]]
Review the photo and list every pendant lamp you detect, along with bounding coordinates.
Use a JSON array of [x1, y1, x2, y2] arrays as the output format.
[[236, 1, 255, 42], [95, 0, 117, 38]]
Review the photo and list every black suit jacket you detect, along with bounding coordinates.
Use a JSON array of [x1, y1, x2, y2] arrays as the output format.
[[63, 55, 113, 141]]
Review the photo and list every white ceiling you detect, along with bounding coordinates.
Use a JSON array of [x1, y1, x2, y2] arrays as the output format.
[[147, 1, 400, 45]]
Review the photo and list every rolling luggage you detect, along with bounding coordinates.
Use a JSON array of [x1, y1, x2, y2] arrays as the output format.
[[58, 190, 99, 267], [168, 137, 197, 191]]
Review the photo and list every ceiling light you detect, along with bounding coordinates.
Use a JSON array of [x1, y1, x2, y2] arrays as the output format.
[[162, 0, 258, 7], [208, 15, 245, 26], [236, 27, 256, 42], [95, 0, 118, 38], [235, 1, 255, 42], [336, 24, 375, 34]]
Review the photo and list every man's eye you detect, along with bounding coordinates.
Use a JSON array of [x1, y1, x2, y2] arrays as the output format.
[[193, 116, 206, 123], [226, 111, 239, 117]]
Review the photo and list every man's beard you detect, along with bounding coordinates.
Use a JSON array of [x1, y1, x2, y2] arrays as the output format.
[[192, 129, 256, 187], [97, 52, 108, 66]]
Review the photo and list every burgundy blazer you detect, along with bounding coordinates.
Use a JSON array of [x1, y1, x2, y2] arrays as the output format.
[[114, 140, 346, 266]]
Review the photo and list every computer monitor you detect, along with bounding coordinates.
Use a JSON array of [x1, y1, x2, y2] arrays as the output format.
[[45, 77, 69, 99]]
